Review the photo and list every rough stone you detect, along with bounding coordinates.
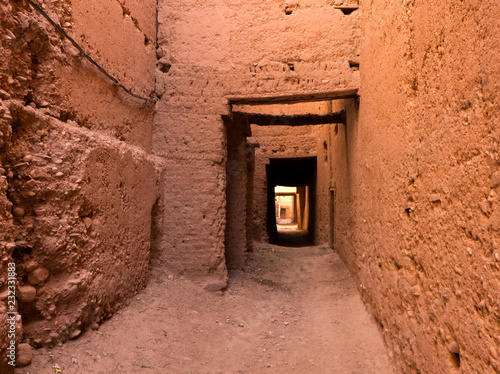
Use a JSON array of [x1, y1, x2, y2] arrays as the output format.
[[12, 207, 25, 217], [0, 89, 11, 100], [83, 217, 92, 229], [15, 343, 32, 367], [27, 267, 50, 285], [24, 261, 39, 272], [203, 281, 227, 292], [22, 155, 33, 163], [429, 194, 441, 203], [47, 305, 56, 316], [491, 172, 500, 189], [18, 285, 37, 303], [447, 341, 460, 354], [491, 347, 499, 360], [410, 285, 421, 296]]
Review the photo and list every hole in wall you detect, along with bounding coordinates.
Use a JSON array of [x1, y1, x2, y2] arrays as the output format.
[[59, 110, 76, 123], [393, 260, 402, 271], [349, 60, 360, 70], [404, 201, 415, 216], [24, 91, 33, 106], [12, 240, 32, 254], [334, 5, 359, 15], [18, 301, 44, 325], [449, 352, 461, 369], [159, 61, 171, 73], [284, 4, 298, 15]]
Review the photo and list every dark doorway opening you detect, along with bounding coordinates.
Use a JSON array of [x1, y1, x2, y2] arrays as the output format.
[[267, 157, 317, 247]]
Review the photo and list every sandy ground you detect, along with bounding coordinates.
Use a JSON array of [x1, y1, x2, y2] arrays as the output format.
[[16, 243, 397, 374]]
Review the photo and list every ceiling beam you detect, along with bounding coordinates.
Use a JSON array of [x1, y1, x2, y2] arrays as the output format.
[[226, 88, 358, 106], [232, 111, 346, 126]]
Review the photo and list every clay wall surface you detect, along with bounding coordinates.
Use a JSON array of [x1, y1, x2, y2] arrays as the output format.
[[3, 0, 499, 373], [154, 0, 360, 283], [0, 0, 363, 368], [331, 1, 500, 373], [0, 0, 158, 367]]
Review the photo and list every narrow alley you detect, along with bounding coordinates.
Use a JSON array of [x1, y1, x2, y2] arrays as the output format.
[[16, 243, 395, 374]]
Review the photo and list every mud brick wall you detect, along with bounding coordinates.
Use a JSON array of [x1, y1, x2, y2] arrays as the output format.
[[332, 1, 500, 373], [154, 0, 361, 288], [0, 0, 158, 366]]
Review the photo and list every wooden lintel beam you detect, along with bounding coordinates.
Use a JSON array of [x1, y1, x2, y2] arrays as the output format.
[[233, 111, 346, 126], [226, 88, 358, 106]]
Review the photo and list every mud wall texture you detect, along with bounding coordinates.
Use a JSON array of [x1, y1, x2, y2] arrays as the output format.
[[225, 116, 251, 269], [332, 1, 500, 373], [0, 0, 158, 367], [154, 0, 361, 283]]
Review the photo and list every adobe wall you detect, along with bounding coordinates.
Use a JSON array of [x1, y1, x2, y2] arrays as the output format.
[[224, 116, 251, 269], [0, 0, 363, 367], [332, 1, 500, 372], [155, 0, 361, 280], [0, 0, 158, 368]]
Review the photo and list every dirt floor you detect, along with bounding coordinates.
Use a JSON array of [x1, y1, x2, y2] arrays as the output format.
[[15, 244, 397, 374]]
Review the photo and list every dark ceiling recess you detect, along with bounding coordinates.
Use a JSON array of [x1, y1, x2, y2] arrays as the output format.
[[239, 112, 346, 127]]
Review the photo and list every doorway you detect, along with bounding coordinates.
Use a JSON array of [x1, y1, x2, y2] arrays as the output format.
[[267, 157, 317, 247], [223, 88, 355, 264]]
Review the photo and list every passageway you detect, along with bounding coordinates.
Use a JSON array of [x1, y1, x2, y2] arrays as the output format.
[[224, 90, 357, 267], [268, 157, 317, 247], [17, 243, 396, 373]]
